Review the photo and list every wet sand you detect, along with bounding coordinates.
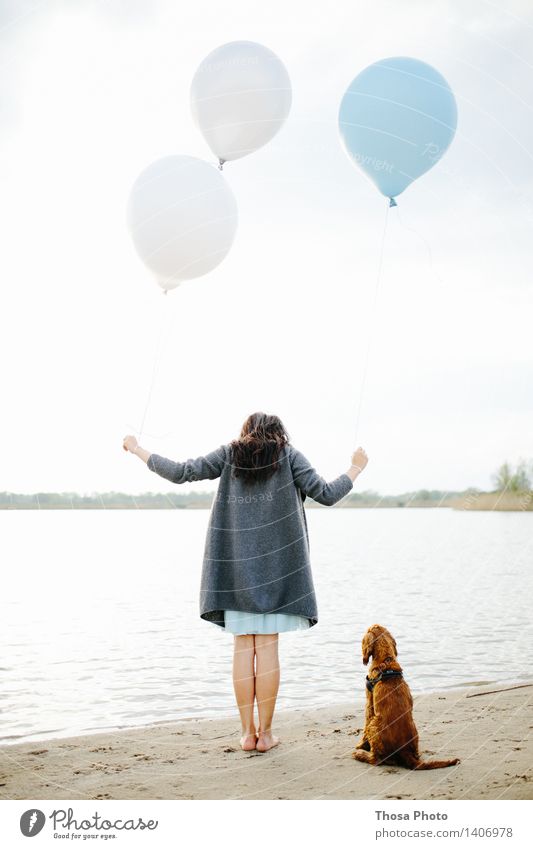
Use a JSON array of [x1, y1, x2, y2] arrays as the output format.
[[1, 686, 531, 800]]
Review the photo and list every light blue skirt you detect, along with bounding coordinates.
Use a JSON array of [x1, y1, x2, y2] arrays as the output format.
[[223, 609, 311, 635]]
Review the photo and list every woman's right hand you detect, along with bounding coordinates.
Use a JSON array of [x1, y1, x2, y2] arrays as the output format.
[[351, 447, 368, 472]]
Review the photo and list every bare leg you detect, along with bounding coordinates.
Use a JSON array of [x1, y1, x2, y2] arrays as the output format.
[[254, 633, 280, 752], [232, 635, 256, 750]]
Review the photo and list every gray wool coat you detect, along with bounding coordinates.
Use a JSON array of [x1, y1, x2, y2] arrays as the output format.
[[146, 443, 353, 628]]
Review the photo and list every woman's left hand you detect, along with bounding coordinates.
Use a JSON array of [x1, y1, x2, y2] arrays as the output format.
[[123, 434, 138, 453]]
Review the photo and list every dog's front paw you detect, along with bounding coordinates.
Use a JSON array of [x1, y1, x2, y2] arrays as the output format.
[[352, 749, 371, 762]]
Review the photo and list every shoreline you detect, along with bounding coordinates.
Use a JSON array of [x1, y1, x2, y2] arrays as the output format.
[[2, 678, 527, 749], [2, 501, 532, 511], [2, 492, 532, 512], [1, 685, 531, 800]]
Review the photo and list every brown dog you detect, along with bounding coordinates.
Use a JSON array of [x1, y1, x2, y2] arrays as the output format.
[[352, 624, 460, 770]]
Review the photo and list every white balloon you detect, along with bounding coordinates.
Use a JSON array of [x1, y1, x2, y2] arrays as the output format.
[[190, 40, 292, 165], [126, 155, 238, 291]]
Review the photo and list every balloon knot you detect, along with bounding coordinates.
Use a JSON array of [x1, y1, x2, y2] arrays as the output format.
[[218, 158, 225, 171], [389, 197, 398, 208]]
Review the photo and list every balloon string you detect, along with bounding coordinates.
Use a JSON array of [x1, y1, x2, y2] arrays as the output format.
[[136, 295, 177, 444], [353, 202, 391, 447], [394, 206, 445, 287]]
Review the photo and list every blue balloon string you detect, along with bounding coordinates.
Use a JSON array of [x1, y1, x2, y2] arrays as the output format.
[[394, 206, 445, 288], [353, 201, 392, 447]]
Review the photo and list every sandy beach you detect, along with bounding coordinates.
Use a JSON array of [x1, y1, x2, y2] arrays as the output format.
[[1, 685, 531, 800]]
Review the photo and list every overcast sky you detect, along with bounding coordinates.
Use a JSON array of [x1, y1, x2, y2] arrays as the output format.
[[1, 0, 532, 495]]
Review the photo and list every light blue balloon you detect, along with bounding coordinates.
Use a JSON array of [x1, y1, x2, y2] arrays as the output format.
[[338, 56, 457, 205]]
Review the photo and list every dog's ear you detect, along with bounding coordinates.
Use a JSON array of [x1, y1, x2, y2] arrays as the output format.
[[362, 630, 372, 665]]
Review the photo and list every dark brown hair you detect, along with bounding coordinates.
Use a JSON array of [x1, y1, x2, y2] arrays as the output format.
[[230, 412, 289, 484]]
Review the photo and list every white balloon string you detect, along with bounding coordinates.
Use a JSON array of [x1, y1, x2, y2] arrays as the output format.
[[353, 201, 391, 448], [394, 205, 445, 287], [136, 293, 177, 444]]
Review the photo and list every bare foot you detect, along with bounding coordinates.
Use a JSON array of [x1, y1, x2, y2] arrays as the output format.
[[240, 733, 257, 751], [256, 730, 280, 753]]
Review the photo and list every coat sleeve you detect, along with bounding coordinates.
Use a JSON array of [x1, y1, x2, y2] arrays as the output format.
[[146, 444, 228, 485], [289, 445, 353, 506]]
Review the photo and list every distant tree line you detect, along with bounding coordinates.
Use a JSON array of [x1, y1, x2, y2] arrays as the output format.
[[1, 458, 530, 509], [492, 459, 532, 493], [0, 487, 499, 510], [0, 491, 214, 509]]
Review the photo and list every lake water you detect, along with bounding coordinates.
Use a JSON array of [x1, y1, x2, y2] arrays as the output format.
[[1, 508, 532, 745]]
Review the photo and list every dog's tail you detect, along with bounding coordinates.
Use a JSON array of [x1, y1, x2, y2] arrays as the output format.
[[401, 751, 460, 770], [413, 758, 460, 770]]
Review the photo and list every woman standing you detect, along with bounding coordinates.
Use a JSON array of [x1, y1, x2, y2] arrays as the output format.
[[123, 412, 368, 752]]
